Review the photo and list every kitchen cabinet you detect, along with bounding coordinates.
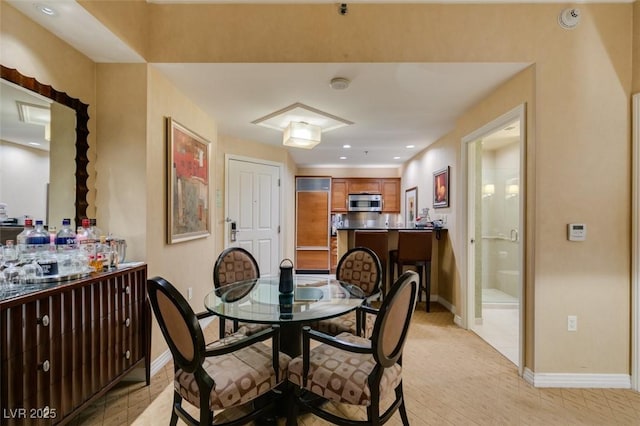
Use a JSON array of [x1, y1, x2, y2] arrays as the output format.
[[296, 177, 331, 273], [381, 179, 401, 212], [331, 178, 348, 212], [330, 177, 401, 213], [348, 178, 381, 194], [0, 264, 150, 425]]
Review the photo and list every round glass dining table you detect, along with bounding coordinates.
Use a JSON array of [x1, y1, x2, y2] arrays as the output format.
[[204, 275, 365, 356]]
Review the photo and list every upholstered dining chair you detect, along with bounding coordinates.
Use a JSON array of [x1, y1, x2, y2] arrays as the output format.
[[310, 246, 383, 338], [286, 270, 419, 426], [213, 247, 269, 337], [354, 230, 389, 295], [147, 276, 291, 426]]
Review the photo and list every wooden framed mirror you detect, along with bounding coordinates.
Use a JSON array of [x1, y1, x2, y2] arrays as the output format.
[[1, 65, 89, 227]]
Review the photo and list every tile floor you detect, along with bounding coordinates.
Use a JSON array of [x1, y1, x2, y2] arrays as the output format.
[[473, 288, 520, 365], [70, 301, 640, 425]]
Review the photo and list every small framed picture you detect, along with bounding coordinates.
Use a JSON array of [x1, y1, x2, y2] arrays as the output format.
[[166, 117, 211, 244], [433, 166, 450, 209], [405, 186, 418, 225]]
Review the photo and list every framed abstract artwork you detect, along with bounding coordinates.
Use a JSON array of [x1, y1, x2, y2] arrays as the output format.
[[405, 186, 418, 225], [166, 117, 211, 244], [433, 166, 450, 209]]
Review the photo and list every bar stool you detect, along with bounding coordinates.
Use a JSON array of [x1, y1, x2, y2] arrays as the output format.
[[354, 230, 389, 296], [389, 230, 433, 311]]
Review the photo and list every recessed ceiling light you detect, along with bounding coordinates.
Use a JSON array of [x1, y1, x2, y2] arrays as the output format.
[[393, 156, 401, 160], [406, 145, 415, 149], [343, 144, 351, 149], [29, 142, 41, 146], [339, 156, 347, 160], [35, 4, 57, 16]]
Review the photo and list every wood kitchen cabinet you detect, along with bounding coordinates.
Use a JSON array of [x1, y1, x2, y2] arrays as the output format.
[[381, 178, 401, 212], [296, 177, 331, 273], [348, 178, 381, 194], [331, 179, 348, 212], [331, 177, 401, 213], [0, 265, 150, 425]]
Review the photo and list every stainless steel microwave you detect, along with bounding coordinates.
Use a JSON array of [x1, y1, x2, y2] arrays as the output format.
[[348, 194, 383, 212]]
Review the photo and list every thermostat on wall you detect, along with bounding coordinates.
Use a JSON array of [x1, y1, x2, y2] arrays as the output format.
[[567, 223, 586, 241]]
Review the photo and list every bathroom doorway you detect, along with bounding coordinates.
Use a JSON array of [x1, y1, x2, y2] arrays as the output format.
[[463, 105, 525, 369]]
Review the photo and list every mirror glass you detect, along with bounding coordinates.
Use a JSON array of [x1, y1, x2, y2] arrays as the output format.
[[0, 65, 90, 230], [0, 78, 76, 227]]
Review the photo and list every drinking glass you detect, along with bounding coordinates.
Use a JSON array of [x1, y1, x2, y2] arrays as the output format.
[[23, 261, 44, 282]]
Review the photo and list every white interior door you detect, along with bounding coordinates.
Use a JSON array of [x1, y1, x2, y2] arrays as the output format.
[[226, 156, 281, 277]]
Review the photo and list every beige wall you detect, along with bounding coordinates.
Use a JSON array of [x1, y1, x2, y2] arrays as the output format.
[[3, 1, 637, 378], [144, 66, 219, 360], [95, 64, 148, 261]]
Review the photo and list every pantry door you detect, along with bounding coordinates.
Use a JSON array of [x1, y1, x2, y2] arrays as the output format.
[[226, 156, 281, 277]]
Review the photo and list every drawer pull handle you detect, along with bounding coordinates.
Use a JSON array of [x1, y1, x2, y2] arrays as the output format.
[[124, 350, 131, 360], [40, 360, 50, 372], [38, 315, 50, 327], [125, 318, 131, 327]]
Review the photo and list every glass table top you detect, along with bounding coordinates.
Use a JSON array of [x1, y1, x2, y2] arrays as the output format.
[[204, 275, 365, 324]]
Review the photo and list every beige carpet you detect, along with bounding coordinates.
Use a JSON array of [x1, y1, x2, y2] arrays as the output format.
[[73, 302, 640, 425]]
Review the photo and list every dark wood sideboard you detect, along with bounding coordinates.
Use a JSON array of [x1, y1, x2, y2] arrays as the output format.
[[0, 264, 150, 425]]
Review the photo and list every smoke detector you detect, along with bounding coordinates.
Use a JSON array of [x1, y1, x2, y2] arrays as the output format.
[[330, 77, 350, 90], [558, 8, 580, 30]]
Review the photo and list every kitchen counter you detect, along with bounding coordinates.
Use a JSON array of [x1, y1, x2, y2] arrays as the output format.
[[336, 226, 423, 230], [335, 226, 447, 239], [335, 227, 450, 303]]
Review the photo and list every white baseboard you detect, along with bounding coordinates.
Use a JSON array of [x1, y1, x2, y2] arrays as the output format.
[[523, 367, 631, 388], [435, 295, 454, 313], [150, 316, 216, 378], [431, 295, 463, 327], [150, 349, 172, 377]]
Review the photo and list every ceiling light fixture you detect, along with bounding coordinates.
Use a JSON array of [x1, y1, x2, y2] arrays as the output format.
[[340, 156, 347, 160], [394, 156, 401, 160], [406, 145, 415, 149], [343, 144, 351, 149], [330, 77, 350, 90], [283, 121, 321, 149]]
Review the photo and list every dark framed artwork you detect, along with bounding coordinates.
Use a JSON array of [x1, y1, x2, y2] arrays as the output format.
[[166, 117, 211, 244], [433, 166, 450, 209], [405, 186, 418, 225]]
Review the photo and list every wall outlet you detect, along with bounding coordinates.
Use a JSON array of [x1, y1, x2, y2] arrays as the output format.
[[567, 315, 577, 331], [187, 287, 193, 300]]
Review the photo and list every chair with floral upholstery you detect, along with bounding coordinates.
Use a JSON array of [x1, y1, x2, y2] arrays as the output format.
[[311, 246, 382, 338], [147, 276, 291, 426], [213, 247, 269, 337], [286, 270, 419, 426]]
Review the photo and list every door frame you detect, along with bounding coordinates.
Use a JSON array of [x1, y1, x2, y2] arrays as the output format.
[[460, 103, 526, 374], [224, 154, 283, 273], [632, 93, 640, 391]]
